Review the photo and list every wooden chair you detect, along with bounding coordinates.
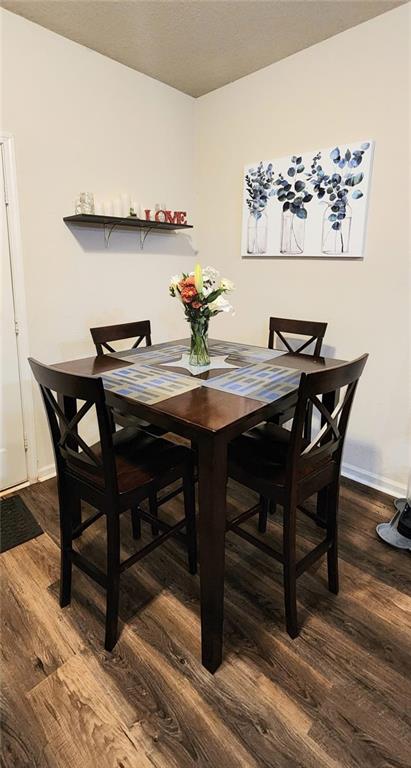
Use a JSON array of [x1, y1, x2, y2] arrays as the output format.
[[90, 319, 165, 437], [227, 354, 368, 638], [90, 319, 152, 356], [268, 316, 327, 357], [29, 358, 197, 652], [266, 316, 328, 515], [268, 316, 328, 431]]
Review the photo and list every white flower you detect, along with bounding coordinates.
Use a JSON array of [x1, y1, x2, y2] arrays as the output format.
[[170, 274, 181, 288], [209, 295, 233, 314], [220, 278, 235, 292], [203, 266, 220, 282], [202, 282, 214, 297]]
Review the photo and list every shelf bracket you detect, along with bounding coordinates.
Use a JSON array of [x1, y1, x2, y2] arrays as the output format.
[[139, 227, 152, 250], [104, 223, 117, 248]]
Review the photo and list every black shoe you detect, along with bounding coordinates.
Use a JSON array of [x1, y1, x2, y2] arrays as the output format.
[[397, 502, 411, 539]]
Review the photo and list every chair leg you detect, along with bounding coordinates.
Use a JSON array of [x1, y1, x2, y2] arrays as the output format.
[[149, 490, 159, 536], [59, 491, 73, 608], [316, 487, 328, 527], [258, 496, 269, 533], [283, 501, 298, 638], [269, 500, 277, 516], [131, 506, 141, 540], [183, 463, 197, 575], [71, 487, 82, 539], [326, 482, 340, 595], [105, 513, 121, 652]]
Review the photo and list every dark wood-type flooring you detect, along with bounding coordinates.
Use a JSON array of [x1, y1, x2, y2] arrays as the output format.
[[1, 472, 410, 767]]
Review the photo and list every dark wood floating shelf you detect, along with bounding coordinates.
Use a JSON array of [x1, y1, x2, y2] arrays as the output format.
[[63, 213, 193, 250], [63, 214, 192, 231]]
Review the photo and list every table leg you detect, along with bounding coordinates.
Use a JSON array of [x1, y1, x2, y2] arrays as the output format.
[[197, 434, 227, 673]]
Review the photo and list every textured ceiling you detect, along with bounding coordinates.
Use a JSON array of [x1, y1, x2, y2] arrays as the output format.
[[1, 0, 406, 97]]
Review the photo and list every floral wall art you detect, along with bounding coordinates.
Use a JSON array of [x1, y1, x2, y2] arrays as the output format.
[[241, 140, 374, 258]]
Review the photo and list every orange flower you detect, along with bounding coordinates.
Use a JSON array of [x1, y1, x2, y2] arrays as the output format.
[[192, 301, 202, 309], [180, 284, 197, 303]]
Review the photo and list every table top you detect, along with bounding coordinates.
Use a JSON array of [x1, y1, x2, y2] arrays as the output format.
[[52, 338, 346, 437]]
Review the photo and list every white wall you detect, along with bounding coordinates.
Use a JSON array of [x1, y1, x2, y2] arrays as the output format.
[[2, 6, 410, 494], [1, 9, 197, 475], [196, 5, 410, 495]]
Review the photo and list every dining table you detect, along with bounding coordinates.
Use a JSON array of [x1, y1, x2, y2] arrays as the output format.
[[51, 337, 345, 673]]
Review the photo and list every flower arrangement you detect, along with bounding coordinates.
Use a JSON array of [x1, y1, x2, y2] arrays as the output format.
[[245, 161, 275, 219], [273, 155, 313, 220], [169, 265, 234, 366], [306, 142, 371, 232]]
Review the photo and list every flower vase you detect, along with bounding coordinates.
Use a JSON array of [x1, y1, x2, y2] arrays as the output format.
[[322, 202, 352, 255], [247, 211, 268, 254], [189, 318, 210, 366], [280, 209, 305, 254]]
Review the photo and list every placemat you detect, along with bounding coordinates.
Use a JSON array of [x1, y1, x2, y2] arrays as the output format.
[[102, 364, 202, 404], [111, 343, 190, 366], [209, 340, 286, 363], [203, 364, 301, 403]]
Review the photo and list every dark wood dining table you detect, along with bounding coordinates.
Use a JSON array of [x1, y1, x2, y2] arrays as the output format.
[[52, 337, 345, 673]]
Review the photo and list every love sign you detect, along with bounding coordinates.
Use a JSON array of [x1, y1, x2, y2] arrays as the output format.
[[144, 209, 188, 225]]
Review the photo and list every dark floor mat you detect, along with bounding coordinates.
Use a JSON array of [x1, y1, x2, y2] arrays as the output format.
[[0, 495, 43, 553]]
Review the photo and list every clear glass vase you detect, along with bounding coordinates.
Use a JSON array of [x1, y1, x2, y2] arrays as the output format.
[[280, 209, 305, 254], [189, 318, 210, 366], [322, 202, 352, 255], [247, 211, 268, 254]]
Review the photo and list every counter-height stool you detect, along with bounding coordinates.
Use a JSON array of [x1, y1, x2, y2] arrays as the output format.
[[227, 354, 368, 639], [90, 319, 152, 356], [268, 316, 327, 358], [268, 316, 328, 435], [264, 316, 329, 519], [29, 358, 197, 652], [90, 319, 163, 431], [90, 319, 172, 532]]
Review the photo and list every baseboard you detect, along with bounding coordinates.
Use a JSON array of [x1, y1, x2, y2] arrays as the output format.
[[37, 464, 56, 482], [342, 462, 406, 498]]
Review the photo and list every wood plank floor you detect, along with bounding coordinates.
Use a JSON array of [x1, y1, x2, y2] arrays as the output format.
[[1, 475, 410, 767]]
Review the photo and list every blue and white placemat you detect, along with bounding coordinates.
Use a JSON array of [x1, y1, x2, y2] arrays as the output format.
[[203, 364, 301, 403], [209, 340, 286, 363], [102, 364, 201, 404], [111, 343, 190, 366]]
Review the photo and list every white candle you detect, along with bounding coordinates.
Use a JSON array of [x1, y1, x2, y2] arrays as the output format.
[[131, 200, 140, 218], [94, 200, 103, 215], [120, 192, 130, 217], [113, 197, 122, 218], [103, 200, 113, 216]]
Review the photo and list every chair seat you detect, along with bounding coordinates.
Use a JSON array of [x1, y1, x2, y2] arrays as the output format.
[[69, 427, 191, 495], [229, 422, 334, 491]]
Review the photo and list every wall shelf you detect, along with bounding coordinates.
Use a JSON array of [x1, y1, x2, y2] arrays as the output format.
[[63, 214, 193, 249]]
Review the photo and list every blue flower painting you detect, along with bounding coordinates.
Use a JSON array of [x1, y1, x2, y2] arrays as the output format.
[[241, 140, 374, 258]]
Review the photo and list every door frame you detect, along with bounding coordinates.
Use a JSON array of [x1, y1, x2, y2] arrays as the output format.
[[1, 133, 37, 485]]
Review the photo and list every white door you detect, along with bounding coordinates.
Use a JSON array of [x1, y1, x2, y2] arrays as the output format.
[[0, 143, 27, 490]]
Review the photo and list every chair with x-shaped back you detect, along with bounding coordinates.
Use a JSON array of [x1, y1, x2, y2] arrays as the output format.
[[227, 354, 368, 638], [90, 319, 166, 447], [268, 316, 327, 357], [29, 357, 197, 652], [267, 317, 328, 441], [90, 320, 152, 356]]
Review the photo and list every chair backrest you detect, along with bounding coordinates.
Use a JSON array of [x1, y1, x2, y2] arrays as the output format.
[[90, 320, 152, 356], [29, 358, 118, 494], [287, 354, 368, 484], [268, 317, 327, 356]]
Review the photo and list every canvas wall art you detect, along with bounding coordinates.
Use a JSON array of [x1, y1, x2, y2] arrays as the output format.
[[241, 140, 374, 258]]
